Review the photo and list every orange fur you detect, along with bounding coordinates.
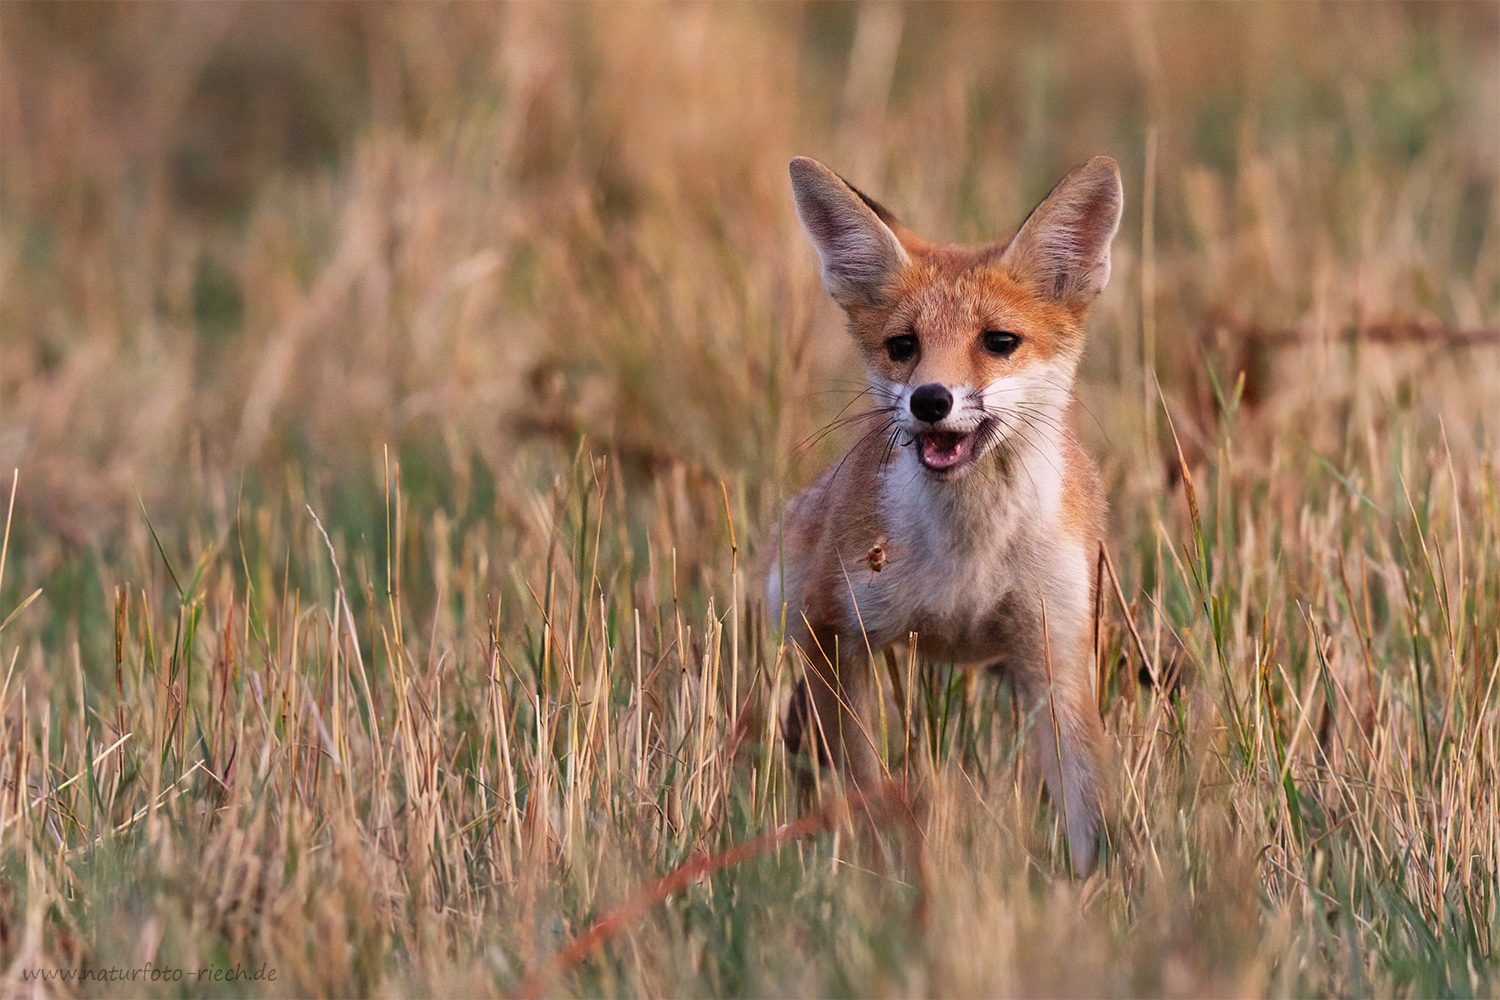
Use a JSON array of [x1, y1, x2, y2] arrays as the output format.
[[770, 156, 1122, 874]]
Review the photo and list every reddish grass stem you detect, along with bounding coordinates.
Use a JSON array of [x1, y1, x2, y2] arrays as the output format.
[[513, 780, 910, 999]]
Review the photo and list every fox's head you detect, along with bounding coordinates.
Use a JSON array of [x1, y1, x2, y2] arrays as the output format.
[[790, 156, 1122, 480]]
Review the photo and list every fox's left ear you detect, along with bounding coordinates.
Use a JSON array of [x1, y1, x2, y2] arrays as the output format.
[[1000, 156, 1123, 309]]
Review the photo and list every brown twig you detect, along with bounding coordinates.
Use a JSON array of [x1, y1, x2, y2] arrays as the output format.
[[512, 779, 910, 999], [1210, 318, 1500, 347]]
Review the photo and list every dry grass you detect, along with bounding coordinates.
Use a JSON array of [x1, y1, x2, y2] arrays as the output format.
[[1, 1, 1498, 996]]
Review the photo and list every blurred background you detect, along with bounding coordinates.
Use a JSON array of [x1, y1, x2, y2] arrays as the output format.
[[3, 7, 1498, 992], [2, 0, 1497, 574]]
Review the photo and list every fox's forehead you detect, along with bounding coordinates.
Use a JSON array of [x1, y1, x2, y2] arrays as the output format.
[[889, 253, 1056, 336]]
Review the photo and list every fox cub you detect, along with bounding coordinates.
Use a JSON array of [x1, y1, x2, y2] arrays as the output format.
[[770, 156, 1122, 874]]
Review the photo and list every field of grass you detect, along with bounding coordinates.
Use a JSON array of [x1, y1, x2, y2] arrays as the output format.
[[2, 2, 1498, 996]]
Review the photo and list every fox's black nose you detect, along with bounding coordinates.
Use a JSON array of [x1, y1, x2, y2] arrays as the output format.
[[909, 383, 953, 424]]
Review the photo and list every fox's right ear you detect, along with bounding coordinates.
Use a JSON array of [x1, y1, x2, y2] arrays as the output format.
[[790, 157, 909, 309]]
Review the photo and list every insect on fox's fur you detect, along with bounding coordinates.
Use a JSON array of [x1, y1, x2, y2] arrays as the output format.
[[769, 155, 1122, 875]]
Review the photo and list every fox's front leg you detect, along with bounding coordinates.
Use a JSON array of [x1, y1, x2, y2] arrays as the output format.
[[1015, 648, 1108, 876], [786, 624, 882, 790]]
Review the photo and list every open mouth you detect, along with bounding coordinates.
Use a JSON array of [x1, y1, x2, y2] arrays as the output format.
[[915, 422, 988, 475]]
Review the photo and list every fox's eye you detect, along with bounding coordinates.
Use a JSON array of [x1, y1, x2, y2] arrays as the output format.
[[982, 330, 1021, 356], [886, 335, 918, 362]]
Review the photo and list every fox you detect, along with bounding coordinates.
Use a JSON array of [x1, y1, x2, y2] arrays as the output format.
[[769, 155, 1122, 875]]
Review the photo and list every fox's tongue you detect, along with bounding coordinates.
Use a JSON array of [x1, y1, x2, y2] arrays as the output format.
[[918, 430, 972, 471]]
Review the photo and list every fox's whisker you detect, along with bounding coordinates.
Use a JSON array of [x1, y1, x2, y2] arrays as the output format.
[[796, 384, 897, 452], [990, 375, 1110, 438], [977, 401, 1072, 442], [1003, 412, 1067, 482], [975, 413, 1045, 496], [880, 427, 900, 467], [825, 417, 897, 486], [797, 405, 900, 453]]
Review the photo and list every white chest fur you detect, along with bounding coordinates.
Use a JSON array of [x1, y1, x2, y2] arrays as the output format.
[[839, 438, 1085, 662]]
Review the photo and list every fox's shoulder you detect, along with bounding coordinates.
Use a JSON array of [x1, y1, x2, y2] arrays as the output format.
[[1058, 424, 1106, 544]]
